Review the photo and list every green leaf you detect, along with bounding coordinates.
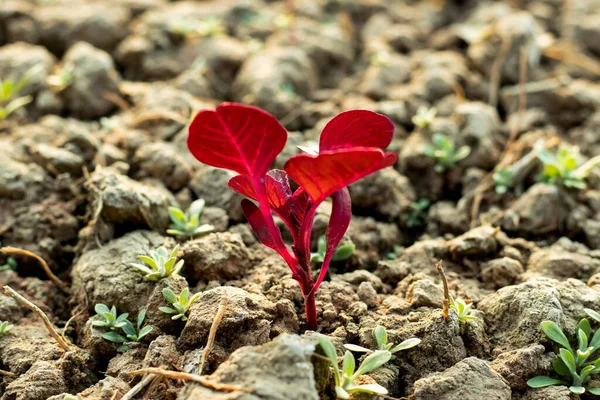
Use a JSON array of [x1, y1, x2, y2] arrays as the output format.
[[179, 288, 190, 305], [352, 350, 391, 378], [188, 199, 206, 219], [168, 206, 187, 224], [454, 145, 471, 161], [121, 321, 136, 337], [343, 344, 372, 353], [541, 321, 572, 352], [570, 386, 586, 394], [138, 255, 158, 270], [317, 235, 326, 256], [159, 306, 176, 314], [95, 304, 110, 315], [527, 376, 565, 388], [332, 243, 355, 261], [585, 309, 600, 323], [137, 309, 146, 329], [188, 292, 202, 308], [335, 386, 350, 399], [347, 384, 388, 395], [579, 319, 592, 339], [138, 326, 153, 339], [342, 351, 355, 376], [589, 329, 600, 350], [552, 358, 571, 376], [102, 331, 127, 343], [544, 163, 561, 178], [559, 348, 576, 375], [373, 326, 388, 348], [173, 260, 185, 276], [193, 224, 214, 236], [390, 338, 421, 353], [587, 387, 600, 395], [317, 335, 340, 386], [579, 328, 589, 352], [162, 288, 177, 304]]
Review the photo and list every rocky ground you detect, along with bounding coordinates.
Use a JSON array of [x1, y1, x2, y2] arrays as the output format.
[[1, 0, 600, 399]]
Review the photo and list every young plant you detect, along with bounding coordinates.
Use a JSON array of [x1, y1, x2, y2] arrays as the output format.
[[311, 235, 355, 264], [131, 245, 184, 281], [449, 295, 476, 323], [412, 106, 437, 129], [187, 103, 397, 329], [0, 257, 17, 272], [424, 133, 471, 173], [167, 199, 215, 238], [159, 288, 201, 321], [0, 321, 14, 335], [527, 319, 600, 395], [0, 64, 43, 120], [47, 65, 74, 92], [121, 309, 153, 342], [406, 199, 430, 228], [386, 245, 401, 260], [493, 168, 514, 194], [344, 326, 420, 358], [537, 147, 600, 190], [91, 304, 129, 331], [318, 334, 391, 399]]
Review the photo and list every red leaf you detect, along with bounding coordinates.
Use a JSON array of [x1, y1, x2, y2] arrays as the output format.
[[319, 110, 394, 152], [284, 148, 398, 204], [312, 188, 352, 293], [240, 199, 279, 253], [229, 171, 310, 239], [188, 103, 287, 177]]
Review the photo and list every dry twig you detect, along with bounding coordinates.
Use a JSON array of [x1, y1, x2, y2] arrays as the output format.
[[128, 367, 250, 392], [0, 369, 15, 377], [199, 296, 228, 375], [121, 373, 157, 400], [3, 285, 74, 351], [436, 261, 450, 319], [0, 247, 69, 293]]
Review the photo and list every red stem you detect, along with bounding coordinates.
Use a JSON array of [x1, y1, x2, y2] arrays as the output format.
[[304, 289, 317, 330]]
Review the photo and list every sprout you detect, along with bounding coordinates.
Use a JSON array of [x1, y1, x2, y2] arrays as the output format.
[[493, 168, 514, 194], [527, 317, 600, 395], [0, 321, 14, 335], [344, 326, 420, 359], [167, 199, 215, 238], [159, 288, 201, 321], [0, 257, 17, 272], [412, 106, 437, 129], [318, 334, 391, 399], [536, 147, 600, 190], [406, 199, 430, 228], [132, 245, 184, 281], [424, 133, 471, 173], [449, 295, 476, 323], [91, 304, 129, 331], [0, 64, 44, 120], [311, 235, 355, 264]]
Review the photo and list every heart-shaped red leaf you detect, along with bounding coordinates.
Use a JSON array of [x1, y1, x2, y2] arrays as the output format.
[[188, 102, 287, 177], [284, 148, 398, 204], [319, 110, 394, 152]]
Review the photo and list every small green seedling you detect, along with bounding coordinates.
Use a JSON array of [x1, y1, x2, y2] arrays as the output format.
[[172, 17, 225, 38], [167, 199, 215, 238], [449, 295, 476, 323], [493, 168, 514, 194], [121, 309, 153, 342], [0, 257, 17, 272], [344, 326, 420, 359], [311, 235, 355, 264], [160, 288, 201, 321], [132, 245, 184, 281], [91, 304, 129, 331], [0, 321, 14, 335], [537, 147, 600, 190], [47, 65, 74, 92], [412, 106, 437, 129], [424, 133, 471, 173], [527, 317, 600, 395], [0, 64, 43, 120], [406, 199, 430, 228], [318, 334, 391, 399], [386, 245, 401, 260]]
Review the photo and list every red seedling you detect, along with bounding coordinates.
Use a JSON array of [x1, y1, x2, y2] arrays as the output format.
[[188, 103, 396, 330]]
